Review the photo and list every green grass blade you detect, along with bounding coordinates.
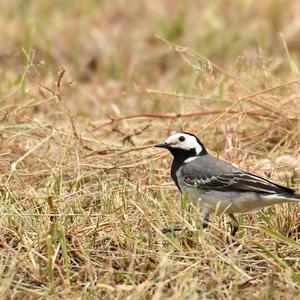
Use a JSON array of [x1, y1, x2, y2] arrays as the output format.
[[255, 242, 289, 269], [258, 226, 300, 250]]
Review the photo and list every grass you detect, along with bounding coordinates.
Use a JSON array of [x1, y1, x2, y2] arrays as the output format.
[[1, 0, 300, 299]]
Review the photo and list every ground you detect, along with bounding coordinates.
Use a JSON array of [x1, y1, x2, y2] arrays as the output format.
[[0, 1, 300, 299]]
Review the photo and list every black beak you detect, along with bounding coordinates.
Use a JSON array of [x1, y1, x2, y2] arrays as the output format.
[[155, 143, 170, 149]]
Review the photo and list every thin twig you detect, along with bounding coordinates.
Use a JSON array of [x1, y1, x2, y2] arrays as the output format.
[[93, 109, 277, 129]]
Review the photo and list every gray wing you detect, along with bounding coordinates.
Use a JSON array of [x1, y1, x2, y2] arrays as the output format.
[[180, 155, 294, 194]]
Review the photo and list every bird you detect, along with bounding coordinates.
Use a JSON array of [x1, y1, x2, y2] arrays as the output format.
[[155, 131, 300, 236]]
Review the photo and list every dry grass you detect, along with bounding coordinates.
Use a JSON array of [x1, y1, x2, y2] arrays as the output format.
[[1, 1, 300, 299]]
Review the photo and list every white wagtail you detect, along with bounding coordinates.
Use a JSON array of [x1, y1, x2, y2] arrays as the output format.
[[155, 132, 300, 236]]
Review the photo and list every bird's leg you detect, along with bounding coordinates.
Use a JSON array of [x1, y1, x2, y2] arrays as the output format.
[[228, 213, 239, 236], [202, 207, 210, 230], [162, 208, 210, 234]]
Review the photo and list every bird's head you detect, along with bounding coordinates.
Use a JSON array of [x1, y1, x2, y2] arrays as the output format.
[[155, 132, 207, 157]]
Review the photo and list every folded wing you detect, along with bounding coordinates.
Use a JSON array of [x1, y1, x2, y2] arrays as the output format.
[[183, 172, 294, 194], [180, 155, 294, 194]]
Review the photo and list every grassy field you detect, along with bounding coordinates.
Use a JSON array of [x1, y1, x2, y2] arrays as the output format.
[[1, 0, 300, 299]]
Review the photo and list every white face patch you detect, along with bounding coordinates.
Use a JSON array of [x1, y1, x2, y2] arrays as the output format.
[[164, 133, 203, 155]]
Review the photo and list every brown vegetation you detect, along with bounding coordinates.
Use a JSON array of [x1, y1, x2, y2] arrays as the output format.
[[1, 1, 300, 299]]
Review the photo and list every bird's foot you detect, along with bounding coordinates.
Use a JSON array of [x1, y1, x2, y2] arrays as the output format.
[[226, 233, 240, 246], [161, 225, 183, 234]]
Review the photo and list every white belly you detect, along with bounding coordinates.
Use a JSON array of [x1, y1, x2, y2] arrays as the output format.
[[181, 188, 292, 215]]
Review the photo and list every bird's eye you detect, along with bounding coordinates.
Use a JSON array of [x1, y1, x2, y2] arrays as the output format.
[[179, 136, 185, 142]]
